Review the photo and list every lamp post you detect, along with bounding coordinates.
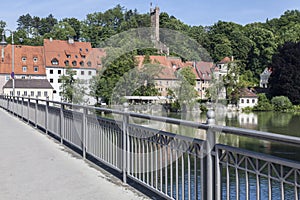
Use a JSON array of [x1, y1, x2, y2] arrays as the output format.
[[0, 30, 14, 96]]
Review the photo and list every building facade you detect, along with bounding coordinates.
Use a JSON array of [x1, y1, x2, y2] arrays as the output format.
[[3, 79, 53, 100], [43, 38, 104, 104]]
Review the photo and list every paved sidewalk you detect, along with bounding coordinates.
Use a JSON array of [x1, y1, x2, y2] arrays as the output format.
[[0, 109, 148, 200]]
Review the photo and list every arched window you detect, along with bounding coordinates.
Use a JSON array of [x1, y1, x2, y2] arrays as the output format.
[[51, 58, 59, 65]]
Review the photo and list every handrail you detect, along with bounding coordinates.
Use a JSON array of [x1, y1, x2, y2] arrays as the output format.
[[1, 94, 300, 200]]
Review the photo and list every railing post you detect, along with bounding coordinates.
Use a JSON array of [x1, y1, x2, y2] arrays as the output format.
[[60, 104, 64, 144], [21, 96, 24, 120], [27, 96, 30, 124], [82, 107, 87, 159], [206, 110, 216, 200], [45, 97, 49, 135], [35, 96, 38, 128], [12, 96, 15, 115], [6, 95, 9, 111], [123, 102, 129, 183]]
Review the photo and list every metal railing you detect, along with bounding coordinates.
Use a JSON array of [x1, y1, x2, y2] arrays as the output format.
[[0, 95, 300, 200]]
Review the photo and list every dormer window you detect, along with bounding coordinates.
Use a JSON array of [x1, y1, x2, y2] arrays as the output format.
[[33, 57, 38, 62], [72, 61, 77, 66], [79, 48, 82, 51], [22, 57, 27, 62], [86, 48, 89, 52], [51, 58, 59, 65], [64, 60, 69, 66], [87, 61, 91, 67], [80, 61, 84, 67]]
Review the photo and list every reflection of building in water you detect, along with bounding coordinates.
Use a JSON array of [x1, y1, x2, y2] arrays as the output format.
[[238, 113, 258, 128]]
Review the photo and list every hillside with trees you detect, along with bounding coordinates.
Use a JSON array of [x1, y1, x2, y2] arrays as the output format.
[[0, 6, 300, 104]]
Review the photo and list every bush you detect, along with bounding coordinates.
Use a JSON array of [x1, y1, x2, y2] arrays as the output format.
[[253, 93, 273, 111], [199, 104, 208, 112], [271, 96, 293, 111], [242, 106, 253, 113]]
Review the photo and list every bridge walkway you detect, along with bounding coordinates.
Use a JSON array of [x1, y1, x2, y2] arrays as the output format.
[[0, 109, 148, 200]]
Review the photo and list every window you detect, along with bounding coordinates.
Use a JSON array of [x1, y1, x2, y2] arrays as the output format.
[[34, 66, 38, 72], [252, 99, 255, 103], [81, 71, 84, 75], [72, 61, 77, 66], [88, 71, 92, 75], [79, 48, 82, 51], [86, 48, 89, 52], [58, 79, 61, 83], [75, 55, 78, 58], [64, 60, 69, 66], [17, 91, 20, 96], [21, 75, 26, 79], [241, 99, 244, 103], [44, 91, 48, 97], [50, 78, 53, 83], [22, 57, 27, 62], [37, 91, 41, 97], [24, 91, 27, 96], [66, 55, 71, 58], [58, 70, 61, 74], [80, 61, 84, 67], [51, 58, 59, 65], [246, 99, 250, 103], [33, 57, 38, 62], [87, 61, 91, 67], [53, 90, 57, 94], [31, 91, 34, 97], [22, 66, 27, 72], [5, 75, 10, 81], [50, 69, 53, 74]]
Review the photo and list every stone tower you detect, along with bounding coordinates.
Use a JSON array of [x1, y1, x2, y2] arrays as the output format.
[[150, 5, 160, 42]]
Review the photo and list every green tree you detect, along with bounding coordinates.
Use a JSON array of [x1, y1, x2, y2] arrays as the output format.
[[269, 42, 300, 104], [245, 26, 277, 76], [174, 67, 198, 111], [62, 18, 82, 40], [271, 96, 293, 111], [60, 67, 86, 104], [90, 52, 137, 104], [44, 21, 76, 40], [253, 93, 273, 111]]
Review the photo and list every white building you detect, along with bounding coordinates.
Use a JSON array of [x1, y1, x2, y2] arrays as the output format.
[[3, 79, 54, 100], [43, 38, 105, 104], [238, 88, 258, 109]]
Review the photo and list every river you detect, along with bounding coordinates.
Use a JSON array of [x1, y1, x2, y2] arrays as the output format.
[[134, 108, 300, 162]]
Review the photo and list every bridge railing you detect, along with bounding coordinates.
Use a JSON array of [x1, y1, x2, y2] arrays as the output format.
[[0, 95, 300, 200]]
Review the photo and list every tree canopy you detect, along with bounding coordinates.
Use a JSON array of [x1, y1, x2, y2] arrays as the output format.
[[269, 41, 300, 104]]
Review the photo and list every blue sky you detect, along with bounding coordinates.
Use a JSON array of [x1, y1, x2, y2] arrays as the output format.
[[1, 0, 300, 30]]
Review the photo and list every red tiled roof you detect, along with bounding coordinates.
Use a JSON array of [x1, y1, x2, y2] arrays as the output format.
[[240, 88, 258, 98], [219, 57, 232, 64], [44, 39, 104, 69], [136, 55, 197, 80], [0, 44, 45, 75], [195, 61, 214, 80]]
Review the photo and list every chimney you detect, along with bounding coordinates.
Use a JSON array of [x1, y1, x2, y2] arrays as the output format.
[[68, 37, 74, 44]]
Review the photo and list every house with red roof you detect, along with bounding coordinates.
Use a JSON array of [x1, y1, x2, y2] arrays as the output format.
[[238, 88, 258, 109], [43, 38, 105, 104], [0, 44, 46, 94]]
